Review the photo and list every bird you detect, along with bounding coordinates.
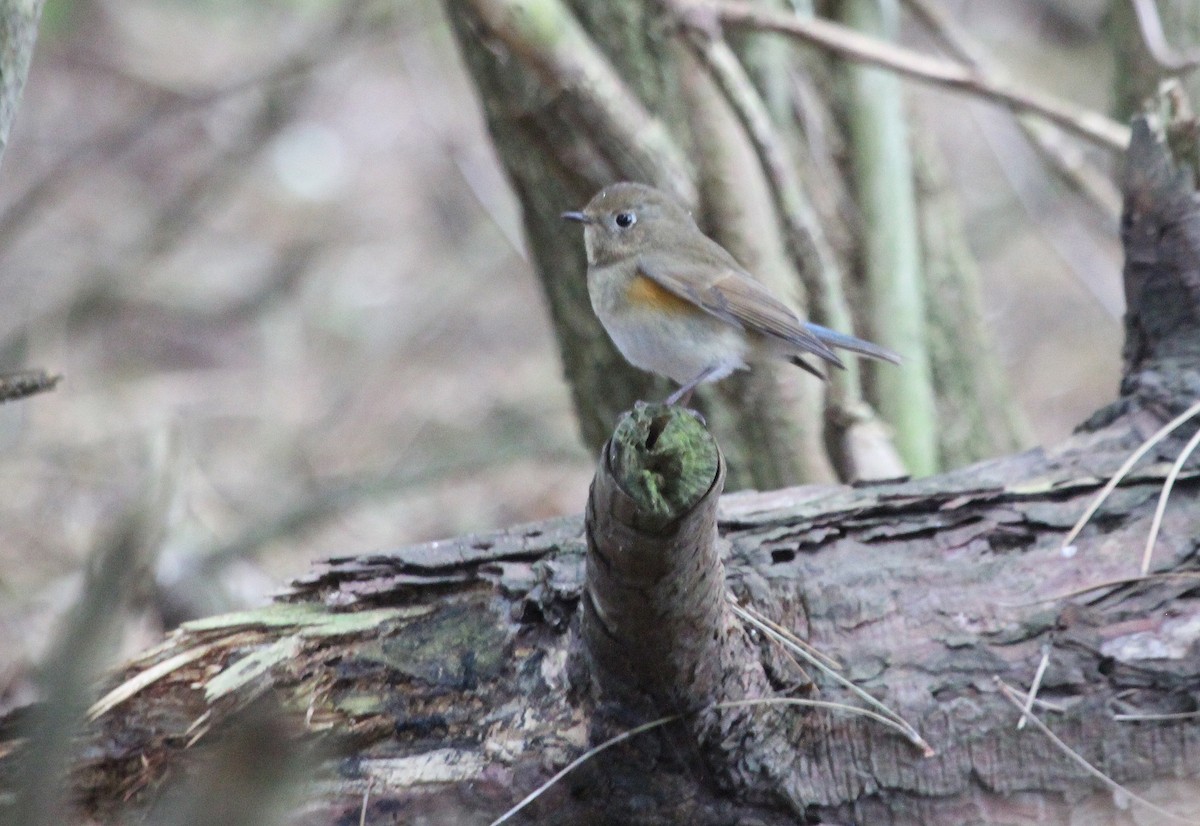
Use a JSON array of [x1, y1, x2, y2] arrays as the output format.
[[562, 181, 900, 406]]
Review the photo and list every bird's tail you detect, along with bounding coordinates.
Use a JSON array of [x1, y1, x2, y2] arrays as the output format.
[[805, 322, 902, 365]]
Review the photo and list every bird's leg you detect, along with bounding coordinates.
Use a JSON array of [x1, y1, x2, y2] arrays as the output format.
[[665, 385, 694, 407], [664, 366, 720, 407]]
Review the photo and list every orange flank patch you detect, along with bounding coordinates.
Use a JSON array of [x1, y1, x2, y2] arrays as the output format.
[[626, 275, 696, 315]]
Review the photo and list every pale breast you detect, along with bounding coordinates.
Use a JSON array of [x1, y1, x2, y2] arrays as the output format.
[[588, 266, 749, 385]]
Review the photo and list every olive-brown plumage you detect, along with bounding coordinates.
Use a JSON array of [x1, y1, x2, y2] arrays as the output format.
[[563, 182, 899, 405]]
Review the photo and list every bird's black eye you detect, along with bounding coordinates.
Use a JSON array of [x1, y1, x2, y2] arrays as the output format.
[[614, 211, 637, 228]]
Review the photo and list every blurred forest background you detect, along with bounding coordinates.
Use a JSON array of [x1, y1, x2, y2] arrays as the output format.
[[0, 0, 1130, 711]]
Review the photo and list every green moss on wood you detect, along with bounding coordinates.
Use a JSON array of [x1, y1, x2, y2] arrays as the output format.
[[368, 601, 508, 688], [609, 404, 719, 523]]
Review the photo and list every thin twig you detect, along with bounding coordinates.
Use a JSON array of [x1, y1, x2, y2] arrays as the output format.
[[1060, 399, 1200, 551], [0, 369, 61, 404], [995, 679, 1200, 825], [690, 0, 1129, 152], [1141, 420, 1200, 574], [673, 16, 852, 338], [1016, 645, 1051, 730], [1131, 0, 1200, 74]]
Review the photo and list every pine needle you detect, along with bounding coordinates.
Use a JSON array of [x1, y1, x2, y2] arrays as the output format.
[[1060, 399, 1200, 552], [488, 714, 682, 825], [488, 692, 938, 826], [998, 571, 1200, 607], [729, 600, 932, 755], [996, 679, 1200, 825], [1015, 645, 1050, 730], [1141, 420, 1200, 574]]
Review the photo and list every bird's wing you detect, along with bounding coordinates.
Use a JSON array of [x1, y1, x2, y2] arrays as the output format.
[[637, 251, 843, 365]]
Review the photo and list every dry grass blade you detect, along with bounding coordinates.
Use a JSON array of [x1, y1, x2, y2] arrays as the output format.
[[995, 679, 1200, 825], [730, 600, 932, 754], [1141, 421, 1200, 574], [1060, 399, 1200, 551], [997, 680, 1068, 714]]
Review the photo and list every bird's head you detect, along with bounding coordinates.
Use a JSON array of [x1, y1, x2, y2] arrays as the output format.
[[562, 182, 696, 267]]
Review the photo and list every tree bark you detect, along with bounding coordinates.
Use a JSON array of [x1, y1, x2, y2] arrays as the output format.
[[34, 114, 1200, 824]]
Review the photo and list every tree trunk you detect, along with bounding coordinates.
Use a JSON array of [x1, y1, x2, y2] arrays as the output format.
[[36, 114, 1200, 825]]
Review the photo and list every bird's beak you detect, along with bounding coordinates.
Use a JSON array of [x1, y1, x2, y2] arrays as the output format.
[[561, 211, 590, 224]]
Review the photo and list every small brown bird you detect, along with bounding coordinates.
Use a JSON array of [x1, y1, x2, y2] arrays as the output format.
[[563, 182, 900, 405]]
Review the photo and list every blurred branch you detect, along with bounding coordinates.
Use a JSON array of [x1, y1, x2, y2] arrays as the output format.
[[155, 413, 585, 624], [903, 0, 1121, 219], [4, 447, 169, 826], [912, 127, 1031, 465], [211, 238, 326, 326], [677, 21, 854, 368], [836, 0, 937, 476], [0, 0, 386, 252], [0, 95, 184, 250], [5, 524, 138, 826], [133, 89, 302, 268], [674, 12, 904, 477], [0, 368, 60, 404], [685, 0, 1130, 152], [1132, 0, 1200, 74], [0, 0, 45, 171], [39, 54, 333, 344], [465, 0, 695, 203]]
